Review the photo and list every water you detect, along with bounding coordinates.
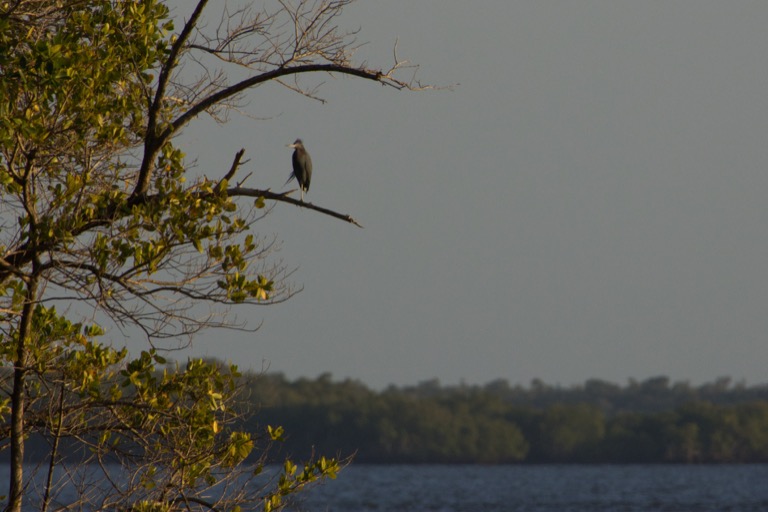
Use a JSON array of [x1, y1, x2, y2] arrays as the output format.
[[3, 464, 767, 511], [286, 464, 768, 512]]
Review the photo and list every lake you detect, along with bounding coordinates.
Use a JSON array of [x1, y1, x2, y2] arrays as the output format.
[[3, 463, 767, 511], [286, 464, 768, 512]]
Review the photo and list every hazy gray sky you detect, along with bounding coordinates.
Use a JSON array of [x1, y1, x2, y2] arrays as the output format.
[[159, 1, 768, 388]]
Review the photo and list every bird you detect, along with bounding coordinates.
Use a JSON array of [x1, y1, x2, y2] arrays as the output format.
[[285, 138, 312, 202]]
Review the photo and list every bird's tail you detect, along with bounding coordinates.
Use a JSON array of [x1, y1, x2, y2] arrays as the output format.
[[284, 173, 295, 187]]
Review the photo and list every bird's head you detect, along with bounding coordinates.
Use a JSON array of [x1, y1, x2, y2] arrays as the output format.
[[286, 138, 304, 149]]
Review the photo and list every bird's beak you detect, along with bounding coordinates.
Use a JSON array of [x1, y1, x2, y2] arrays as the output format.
[[286, 143, 297, 148]]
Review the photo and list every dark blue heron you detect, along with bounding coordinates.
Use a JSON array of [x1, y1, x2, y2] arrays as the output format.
[[285, 138, 312, 201]]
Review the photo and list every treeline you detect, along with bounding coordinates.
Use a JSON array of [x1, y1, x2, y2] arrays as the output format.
[[9, 366, 767, 465], [240, 372, 768, 464]]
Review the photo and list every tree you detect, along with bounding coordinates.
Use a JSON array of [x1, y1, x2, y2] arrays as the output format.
[[0, 0, 425, 509], [535, 404, 605, 462]]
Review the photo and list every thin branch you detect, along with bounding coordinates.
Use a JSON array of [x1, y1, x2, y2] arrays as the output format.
[[218, 148, 245, 189], [134, 0, 211, 197], [169, 63, 415, 139], [225, 186, 363, 227]]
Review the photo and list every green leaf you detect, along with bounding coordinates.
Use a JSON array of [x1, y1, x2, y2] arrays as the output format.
[[267, 425, 285, 441]]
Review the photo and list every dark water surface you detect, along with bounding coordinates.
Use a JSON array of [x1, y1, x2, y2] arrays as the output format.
[[286, 464, 768, 512], [2, 463, 767, 511]]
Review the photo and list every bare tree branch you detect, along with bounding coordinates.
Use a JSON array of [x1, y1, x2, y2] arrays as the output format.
[[135, 0, 211, 197], [226, 186, 364, 227]]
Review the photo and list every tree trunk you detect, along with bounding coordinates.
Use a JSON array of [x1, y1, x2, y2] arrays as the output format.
[[7, 278, 38, 512]]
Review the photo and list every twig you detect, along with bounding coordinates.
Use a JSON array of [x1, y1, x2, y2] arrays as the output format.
[[219, 148, 245, 188]]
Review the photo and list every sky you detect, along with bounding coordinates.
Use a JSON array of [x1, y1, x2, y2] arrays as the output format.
[[153, 1, 768, 389]]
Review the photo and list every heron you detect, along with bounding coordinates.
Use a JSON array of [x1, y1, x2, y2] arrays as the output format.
[[285, 138, 312, 202]]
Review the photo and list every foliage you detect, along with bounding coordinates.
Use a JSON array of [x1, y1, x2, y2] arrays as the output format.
[[0, 305, 343, 509], [242, 372, 768, 464], [0, 0, 423, 510]]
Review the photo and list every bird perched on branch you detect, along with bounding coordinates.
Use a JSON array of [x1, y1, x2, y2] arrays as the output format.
[[285, 138, 312, 202]]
